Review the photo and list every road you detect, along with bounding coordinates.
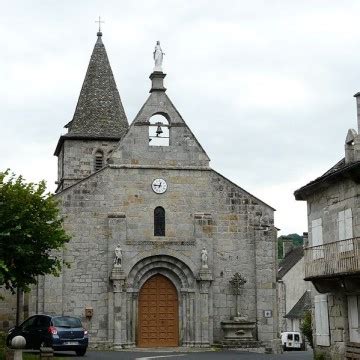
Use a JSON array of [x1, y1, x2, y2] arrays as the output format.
[[34, 349, 313, 359]]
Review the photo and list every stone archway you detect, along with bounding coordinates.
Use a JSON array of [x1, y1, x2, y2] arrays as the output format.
[[125, 255, 197, 348], [138, 274, 179, 347]]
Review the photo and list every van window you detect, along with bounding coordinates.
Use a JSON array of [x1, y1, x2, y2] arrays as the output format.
[[294, 334, 300, 341], [287, 334, 293, 340]]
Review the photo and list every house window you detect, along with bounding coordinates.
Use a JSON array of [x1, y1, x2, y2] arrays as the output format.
[[314, 294, 330, 346], [348, 295, 360, 343], [154, 206, 165, 236], [311, 218, 323, 259], [338, 209, 353, 252], [94, 150, 104, 171], [149, 114, 169, 146]]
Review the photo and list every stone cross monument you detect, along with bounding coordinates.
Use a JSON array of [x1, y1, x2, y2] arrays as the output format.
[[229, 272, 247, 318]]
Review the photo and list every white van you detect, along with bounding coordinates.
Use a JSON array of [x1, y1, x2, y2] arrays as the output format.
[[281, 331, 303, 351]]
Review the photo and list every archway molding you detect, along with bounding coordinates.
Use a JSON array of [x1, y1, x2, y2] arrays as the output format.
[[124, 255, 197, 347]]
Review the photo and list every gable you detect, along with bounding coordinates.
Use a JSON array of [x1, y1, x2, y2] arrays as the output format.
[[110, 82, 210, 168]]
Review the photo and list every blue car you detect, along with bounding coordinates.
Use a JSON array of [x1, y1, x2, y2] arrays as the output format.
[[6, 314, 88, 356]]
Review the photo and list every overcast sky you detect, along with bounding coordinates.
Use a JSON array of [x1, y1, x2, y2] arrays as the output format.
[[2, 1, 360, 235]]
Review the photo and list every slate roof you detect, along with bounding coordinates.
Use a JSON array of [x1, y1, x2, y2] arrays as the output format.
[[294, 158, 360, 200], [277, 246, 304, 279], [66, 32, 128, 138], [285, 291, 312, 319]]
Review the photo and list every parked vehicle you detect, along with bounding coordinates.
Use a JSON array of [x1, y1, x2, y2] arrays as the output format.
[[6, 314, 88, 356], [281, 331, 303, 351]]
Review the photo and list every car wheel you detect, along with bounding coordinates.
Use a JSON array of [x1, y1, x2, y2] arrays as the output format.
[[75, 348, 87, 356]]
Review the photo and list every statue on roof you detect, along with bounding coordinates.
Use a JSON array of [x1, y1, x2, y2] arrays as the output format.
[[153, 41, 164, 72]]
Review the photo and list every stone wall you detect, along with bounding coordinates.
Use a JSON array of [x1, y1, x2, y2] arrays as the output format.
[[307, 178, 360, 244], [31, 165, 277, 347], [57, 139, 119, 191], [306, 179, 360, 359]]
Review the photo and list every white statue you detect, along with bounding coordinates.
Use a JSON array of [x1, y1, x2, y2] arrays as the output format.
[[201, 248, 208, 269], [114, 245, 122, 268], [153, 41, 164, 72]]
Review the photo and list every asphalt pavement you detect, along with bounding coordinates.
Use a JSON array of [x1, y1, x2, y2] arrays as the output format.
[[33, 349, 313, 359]]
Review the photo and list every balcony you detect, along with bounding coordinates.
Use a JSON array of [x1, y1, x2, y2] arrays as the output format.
[[304, 237, 360, 280]]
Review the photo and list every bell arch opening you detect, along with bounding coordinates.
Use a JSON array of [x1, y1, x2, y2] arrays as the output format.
[[148, 114, 169, 146]]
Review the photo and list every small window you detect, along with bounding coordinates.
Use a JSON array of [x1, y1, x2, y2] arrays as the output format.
[[149, 114, 169, 146], [94, 150, 104, 171], [154, 206, 165, 236], [294, 334, 300, 342], [287, 334, 293, 340]]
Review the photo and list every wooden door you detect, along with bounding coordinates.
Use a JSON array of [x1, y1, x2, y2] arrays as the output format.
[[138, 274, 179, 347]]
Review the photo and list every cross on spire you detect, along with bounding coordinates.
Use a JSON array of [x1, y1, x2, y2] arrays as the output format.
[[95, 16, 104, 35]]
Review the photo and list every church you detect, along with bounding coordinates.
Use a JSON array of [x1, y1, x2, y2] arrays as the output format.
[[30, 30, 278, 349]]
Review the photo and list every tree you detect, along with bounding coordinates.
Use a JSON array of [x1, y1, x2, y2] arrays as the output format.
[[0, 170, 70, 293]]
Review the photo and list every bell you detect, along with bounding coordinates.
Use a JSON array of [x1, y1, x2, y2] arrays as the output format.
[[156, 124, 163, 137]]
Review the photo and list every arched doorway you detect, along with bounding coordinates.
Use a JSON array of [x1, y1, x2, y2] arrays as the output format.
[[138, 274, 179, 347]]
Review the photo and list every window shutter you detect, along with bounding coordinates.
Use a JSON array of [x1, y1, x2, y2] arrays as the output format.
[[348, 295, 360, 343], [338, 210, 345, 241], [312, 218, 324, 259], [314, 294, 330, 346], [338, 209, 353, 251], [345, 208, 353, 239]]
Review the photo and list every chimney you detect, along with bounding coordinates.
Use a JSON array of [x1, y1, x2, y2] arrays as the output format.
[[303, 232, 309, 248], [282, 238, 293, 257], [354, 92, 360, 132]]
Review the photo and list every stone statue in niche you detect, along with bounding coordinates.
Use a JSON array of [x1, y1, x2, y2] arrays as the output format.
[[153, 41, 164, 72], [201, 248, 208, 269], [114, 244, 122, 268]]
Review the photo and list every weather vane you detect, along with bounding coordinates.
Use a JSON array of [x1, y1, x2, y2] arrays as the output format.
[[95, 16, 105, 33]]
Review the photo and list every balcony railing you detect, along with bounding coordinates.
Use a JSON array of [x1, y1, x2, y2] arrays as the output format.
[[304, 237, 360, 279]]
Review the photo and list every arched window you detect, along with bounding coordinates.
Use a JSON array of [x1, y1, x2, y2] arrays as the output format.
[[154, 206, 165, 236], [94, 150, 104, 171], [149, 114, 169, 146]]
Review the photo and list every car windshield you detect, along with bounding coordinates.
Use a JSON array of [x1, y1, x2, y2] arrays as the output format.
[[294, 334, 300, 341], [52, 316, 82, 328]]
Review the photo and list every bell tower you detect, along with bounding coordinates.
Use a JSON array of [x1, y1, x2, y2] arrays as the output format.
[[54, 31, 128, 192]]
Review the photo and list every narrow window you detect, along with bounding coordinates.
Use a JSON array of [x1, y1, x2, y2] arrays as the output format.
[[338, 209, 353, 252], [94, 150, 104, 171], [149, 114, 169, 146], [154, 206, 165, 236]]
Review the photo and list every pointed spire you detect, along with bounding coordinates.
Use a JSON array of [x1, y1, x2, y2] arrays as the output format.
[[66, 32, 128, 138]]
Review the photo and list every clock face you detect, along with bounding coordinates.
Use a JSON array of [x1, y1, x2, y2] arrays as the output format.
[[152, 178, 167, 194]]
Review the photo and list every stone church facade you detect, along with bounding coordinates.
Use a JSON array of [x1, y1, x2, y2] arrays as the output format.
[[30, 32, 278, 349]]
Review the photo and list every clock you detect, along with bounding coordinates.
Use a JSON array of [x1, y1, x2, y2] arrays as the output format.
[[152, 178, 167, 194]]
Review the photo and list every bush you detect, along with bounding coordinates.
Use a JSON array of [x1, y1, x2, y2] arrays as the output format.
[[301, 310, 314, 349], [314, 352, 326, 360]]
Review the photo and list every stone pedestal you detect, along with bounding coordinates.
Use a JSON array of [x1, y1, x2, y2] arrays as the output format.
[[197, 269, 213, 347], [110, 266, 126, 349], [221, 319, 256, 346]]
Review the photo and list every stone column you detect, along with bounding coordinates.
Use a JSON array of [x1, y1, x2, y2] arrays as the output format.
[[197, 269, 213, 347], [110, 267, 126, 349]]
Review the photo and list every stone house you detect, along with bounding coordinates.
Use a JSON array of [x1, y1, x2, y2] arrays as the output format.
[[28, 32, 279, 349], [295, 93, 360, 359], [277, 239, 311, 333]]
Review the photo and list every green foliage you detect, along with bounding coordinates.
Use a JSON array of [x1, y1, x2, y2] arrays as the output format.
[[278, 233, 304, 259], [314, 352, 326, 360], [300, 310, 314, 349], [0, 170, 70, 293]]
